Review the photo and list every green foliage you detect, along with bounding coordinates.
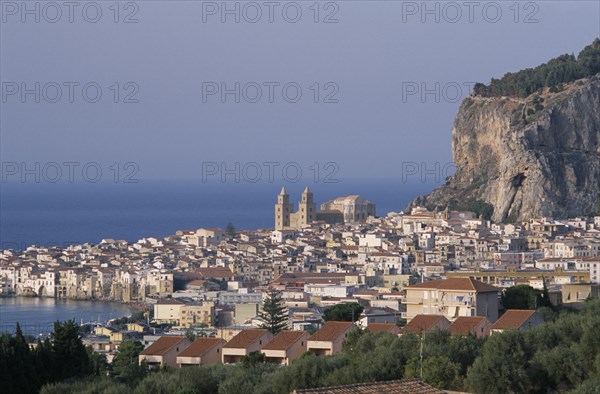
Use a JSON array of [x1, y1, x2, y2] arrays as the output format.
[[111, 340, 147, 383], [36, 301, 600, 394], [467, 300, 600, 393], [323, 303, 364, 322], [225, 222, 236, 236], [467, 330, 533, 393], [473, 39, 600, 98], [466, 200, 494, 220], [0, 323, 40, 394], [536, 306, 558, 323], [405, 355, 463, 390], [503, 212, 518, 224], [133, 366, 222, 394], [219, 363, 278, 394], [51, 320, 92, 380], [396, 318, 407, 327], [341, 328, 364, 353], [269, 353, 349, 393], [41, 378, 130, 394], [258, 288, 289, 335], [184, 329, 197, 342], [501, 284, 552, 310], [88, 346, 109, 376], [241, 351, 266, 367], [0, 320, 102, 393], [446, 198, 494, 221]]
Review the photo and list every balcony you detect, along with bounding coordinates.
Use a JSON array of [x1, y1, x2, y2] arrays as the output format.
[[442, 300, 474, 307]]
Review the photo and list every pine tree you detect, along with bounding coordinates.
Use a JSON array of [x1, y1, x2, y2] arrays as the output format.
[[225, 222, 236, 237], [258, 288, 288, 335], [51, 320, 91, 380], [111, 340, 146, 382]]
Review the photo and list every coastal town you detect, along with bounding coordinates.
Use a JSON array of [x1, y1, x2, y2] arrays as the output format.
[[1, 187, 600, 367]]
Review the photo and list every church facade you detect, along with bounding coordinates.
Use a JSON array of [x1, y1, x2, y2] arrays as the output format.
[[274, 187, 375, 230]]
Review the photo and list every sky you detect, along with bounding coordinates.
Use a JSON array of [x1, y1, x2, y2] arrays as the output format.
[[1, 0, 599, 184]]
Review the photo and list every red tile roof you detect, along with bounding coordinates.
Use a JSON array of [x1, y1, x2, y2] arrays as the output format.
[[177, 338, 224, 357], [448, 316, 489, 336], [197, 267, 233, 278], [223, 329, 269, 349], [491, 309, 537, 330], [140, 336, 187, 356], [262, 330, 307, 351], [402, 315, 449, 335], [292, 378, 445, 393], [309, 321, 355, 342], [408, 278, 498, 292]]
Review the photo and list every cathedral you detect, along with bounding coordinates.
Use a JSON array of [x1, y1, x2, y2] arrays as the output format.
[[274, 187, 376, 230]]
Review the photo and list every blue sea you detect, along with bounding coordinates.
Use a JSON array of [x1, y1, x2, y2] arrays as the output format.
[[0, 297, 133, 335], [0, 179, 438, 249]]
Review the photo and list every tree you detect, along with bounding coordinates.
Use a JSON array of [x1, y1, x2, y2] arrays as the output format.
[[323, 303, 363, 322], [111, 340, 147, 382], [50, 320, 91, 380], [258, 288, 288, 335], [502, 285, 546, 310], [87, 346, 108, 376], [467, 330, 533, 393], [225, 222, 236, 237], [184, 329, 197, 342], [405, 355, 463, 390], [0, 323, 40, 394], [472, 39, 598, 99], [396, 318, 407, 327], [241, 351, 266, 367]]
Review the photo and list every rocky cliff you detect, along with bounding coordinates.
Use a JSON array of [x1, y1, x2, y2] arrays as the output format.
[[410, 75, 600, 222]]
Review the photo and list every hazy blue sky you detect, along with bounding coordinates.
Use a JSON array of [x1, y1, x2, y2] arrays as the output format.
[[1, 1, 599, 183]]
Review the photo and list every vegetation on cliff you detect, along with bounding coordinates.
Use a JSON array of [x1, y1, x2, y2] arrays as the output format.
[[473, 38, 600, 98], [412, 42, 600, 222]]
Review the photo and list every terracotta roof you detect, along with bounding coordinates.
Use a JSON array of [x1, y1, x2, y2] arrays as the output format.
[[365, 323, 400, 335], [223, 329, 269, 349], [448, 316, 489, 336], [491, 309, 536, 330], [262, 330, 306, 351], [309, 321, 355, 342], [139, 336, 187, 356], [177, 338, 224, 357], [292, 378, 445, 393], [408, 278, 498, 292], [197, 267, 233, 278], [402, 315, 448, 335]]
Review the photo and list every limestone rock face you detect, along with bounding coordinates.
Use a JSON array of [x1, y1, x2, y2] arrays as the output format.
[[410, 77, 600, 221]]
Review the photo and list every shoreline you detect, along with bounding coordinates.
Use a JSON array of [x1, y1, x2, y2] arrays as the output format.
[[0, 293, 151, 309]]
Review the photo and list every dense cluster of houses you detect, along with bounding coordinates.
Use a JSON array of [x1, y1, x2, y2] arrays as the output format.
[[136, 304, 545, 369], [2, 205, 600, 363]]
